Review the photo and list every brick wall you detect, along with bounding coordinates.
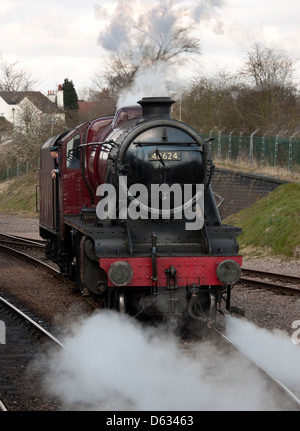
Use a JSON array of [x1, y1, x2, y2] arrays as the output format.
[[211, 168, 288, 219]]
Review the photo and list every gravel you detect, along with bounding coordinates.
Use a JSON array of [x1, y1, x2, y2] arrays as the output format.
[[0, 215, 94, 332], [0, 214, 299, 337]]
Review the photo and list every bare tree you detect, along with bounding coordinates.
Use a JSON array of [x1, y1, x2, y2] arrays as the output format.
[[239, 42, 295, 89], [0, 55, 38, 91], [98, 51, 137, 97], [1, 112, 66, 168], [15, 99, 41, 133], [183, 54, 300, 136], [184, 71, 243, 134], [93, 0, 201, 97], [134, 1, 201, 65], [236, 42, 299, 133]]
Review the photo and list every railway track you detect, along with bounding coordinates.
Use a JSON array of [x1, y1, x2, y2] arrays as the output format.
[[239, 268, 300, 295], [0, 232, 60, 275], [0, 232, 299, 410], [212, 326, 300, 410], [0, 232, 96, 410], [0, 292, 65, 411], [0, 232, 46, 248]]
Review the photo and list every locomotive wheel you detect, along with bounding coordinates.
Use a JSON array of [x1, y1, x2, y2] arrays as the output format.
[[83, 237, 98, 262]]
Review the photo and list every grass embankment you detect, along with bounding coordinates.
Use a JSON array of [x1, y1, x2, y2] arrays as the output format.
[[0, 171, 300, 260], [0, 171, 38, 218], [224, 182, 300, 260]]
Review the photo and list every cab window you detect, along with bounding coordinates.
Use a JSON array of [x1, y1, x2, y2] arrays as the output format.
[[66, 134, 81, 169]]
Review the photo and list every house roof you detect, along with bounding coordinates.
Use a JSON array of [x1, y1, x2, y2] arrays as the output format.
[[0, 91, 63, 114], [78, 101, 97, 114]]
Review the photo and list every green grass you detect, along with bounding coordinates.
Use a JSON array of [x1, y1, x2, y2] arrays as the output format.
[[224, 182, 300, 259], [0, 171, 39, 218]]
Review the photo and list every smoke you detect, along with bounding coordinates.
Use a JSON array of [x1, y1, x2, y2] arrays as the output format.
[[94, 0, 226, 108], [193, 0, 224, 21], [37, 311, 299, 411], [225, 316, 300, 396], [116, 61, 172, 108], [95, 0, 225, 50], [95, 1, 134, 52]]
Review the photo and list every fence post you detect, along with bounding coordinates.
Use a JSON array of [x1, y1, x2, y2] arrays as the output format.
[[238, 132, 243, 159], [228, 130, 234, 160], [275, 135, 279, 166], [249, 128, 260, 166], [261, 135, 266, 166], [217, 130, 221, 160], [288, 132, 297, 172], [208, 129, 214, 152]]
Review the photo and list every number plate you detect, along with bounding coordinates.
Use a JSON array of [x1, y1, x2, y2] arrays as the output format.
[[148, 151, 181, 161]]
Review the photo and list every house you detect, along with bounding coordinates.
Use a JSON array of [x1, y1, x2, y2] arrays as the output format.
[[78, 100, 98, 121], [0, 90, 65, 131], [46, 84, 64, 109]]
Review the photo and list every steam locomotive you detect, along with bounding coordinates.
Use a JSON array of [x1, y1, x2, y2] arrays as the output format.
[[38, 97, 242, 329]]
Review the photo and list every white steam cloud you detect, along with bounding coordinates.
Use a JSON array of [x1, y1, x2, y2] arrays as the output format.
[[225, 316, 300, 397], [117, 62, 173, 108], [95, 0, 224, 51], [38, 311, 300, 411], [94, 0, 225, 108]]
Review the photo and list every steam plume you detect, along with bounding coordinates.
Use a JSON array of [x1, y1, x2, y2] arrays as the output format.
[[38, 311, 299, 410]]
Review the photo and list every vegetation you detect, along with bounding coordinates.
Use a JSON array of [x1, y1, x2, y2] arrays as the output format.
[[90, 6, 300, 137], [0, 171, 38, 217], [62, 78, 79, 127], [62, 78, 79, 111], [0, 54, 38, 91], [224, 182, 300, 259]]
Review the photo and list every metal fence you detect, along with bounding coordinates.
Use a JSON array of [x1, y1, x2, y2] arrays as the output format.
[[203, 132, 300, 172], [0, 132, 300, 183], [0, 159, 40, 182]]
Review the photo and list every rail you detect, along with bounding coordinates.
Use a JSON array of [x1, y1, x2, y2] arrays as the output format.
[[213, 326, 300, 408], [240, 268, 300, 295], [0, 294, 65, 349]]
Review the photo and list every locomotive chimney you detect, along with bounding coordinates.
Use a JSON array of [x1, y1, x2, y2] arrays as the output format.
[[138, 97, 175, 119]]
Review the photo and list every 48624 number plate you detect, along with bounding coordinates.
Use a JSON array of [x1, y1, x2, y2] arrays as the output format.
[[148, 151, 181, 161]]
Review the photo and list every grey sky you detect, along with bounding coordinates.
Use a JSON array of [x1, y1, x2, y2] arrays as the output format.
[[0, 0, 299, 95]]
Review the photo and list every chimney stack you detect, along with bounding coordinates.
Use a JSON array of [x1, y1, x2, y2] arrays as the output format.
[[56, 84, 64, 109]]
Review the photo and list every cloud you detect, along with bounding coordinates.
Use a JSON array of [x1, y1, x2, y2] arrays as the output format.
[[1, 0, 300, 94], [0, 0, 101, 92]]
